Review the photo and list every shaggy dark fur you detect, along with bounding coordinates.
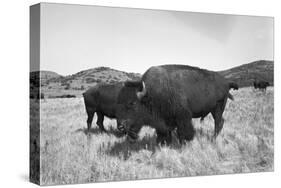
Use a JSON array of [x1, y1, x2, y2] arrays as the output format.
[[116, 64, 233, 145], [254, 80, 270, 91]]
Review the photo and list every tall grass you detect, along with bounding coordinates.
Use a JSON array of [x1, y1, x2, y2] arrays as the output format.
[[38, 87, 274, 185]]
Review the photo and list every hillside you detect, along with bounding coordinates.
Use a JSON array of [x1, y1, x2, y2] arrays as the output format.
[[36, 67, 141, 98], [45, 66, 141, 88], [30, 71, 62, 86], [219, 60, 273, 87], [40, 71, 62, 83]]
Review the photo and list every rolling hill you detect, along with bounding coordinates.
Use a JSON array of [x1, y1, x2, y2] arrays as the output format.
[[45, 66, 141, 89], [218, 60, 273, 87], [40, 71, 63, 83], [33, 67, 141, 98]]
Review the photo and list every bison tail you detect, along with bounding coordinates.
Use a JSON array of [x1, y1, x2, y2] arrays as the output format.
[[228, 93, 234, 101]]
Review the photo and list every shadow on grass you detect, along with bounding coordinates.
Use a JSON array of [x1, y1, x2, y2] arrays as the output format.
[[74, 126, 125, 138], [76, 125, 214, 160], [105, 134, 157, 160], [105, 131, 185, 160]]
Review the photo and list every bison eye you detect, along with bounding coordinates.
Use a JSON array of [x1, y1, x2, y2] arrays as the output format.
[[126, 101, 137, 109]]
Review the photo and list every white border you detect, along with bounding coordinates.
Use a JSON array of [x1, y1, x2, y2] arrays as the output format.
[[0, 0, 279, 187]]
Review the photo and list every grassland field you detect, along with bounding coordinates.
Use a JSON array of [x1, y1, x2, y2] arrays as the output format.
[[35, 87, 274, 185]]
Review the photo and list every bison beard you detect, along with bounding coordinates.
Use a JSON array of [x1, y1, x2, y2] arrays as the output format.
[[116, 65, 233, 145]]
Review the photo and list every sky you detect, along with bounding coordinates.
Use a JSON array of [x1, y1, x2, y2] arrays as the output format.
[[39, 3, 274, 75]]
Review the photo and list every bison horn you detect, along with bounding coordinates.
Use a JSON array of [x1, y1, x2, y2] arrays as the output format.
[[136, 81, 147, 100]]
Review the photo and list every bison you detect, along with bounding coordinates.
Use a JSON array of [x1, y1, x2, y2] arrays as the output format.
[[83, 83, 124, 132], [254, 80, 270, 91], [116, 65, 234, 145], [229, 82, 239, 90]]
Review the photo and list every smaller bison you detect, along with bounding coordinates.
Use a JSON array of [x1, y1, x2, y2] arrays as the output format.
[[83, 83, 123, 132], [253, 80, 270, 91], [229, 82, 239, 90]]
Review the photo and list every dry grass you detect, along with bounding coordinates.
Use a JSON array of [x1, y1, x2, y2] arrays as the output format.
[[37, 87, 274, 185]]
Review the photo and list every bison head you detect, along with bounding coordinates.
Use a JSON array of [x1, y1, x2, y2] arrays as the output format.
[[266, 82, 270, 86], [116, 81, 150, 142]]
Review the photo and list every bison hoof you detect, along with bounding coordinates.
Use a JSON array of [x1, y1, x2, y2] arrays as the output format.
[[156, 138, 171, 146], [158, 142, 170, 147]]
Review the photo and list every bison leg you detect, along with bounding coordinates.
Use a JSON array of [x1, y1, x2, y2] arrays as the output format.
[[211, 97, 227, 137], [96, 112, 106, 132], [86, 108, 95, 131], [176, 119, 195, 144], [156, 130, 172, 146]]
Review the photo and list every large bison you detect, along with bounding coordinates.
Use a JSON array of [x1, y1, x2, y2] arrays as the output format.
[[116, 65, 233, 145], [83, 83, 123, 132], [253, 80, 270, 91]]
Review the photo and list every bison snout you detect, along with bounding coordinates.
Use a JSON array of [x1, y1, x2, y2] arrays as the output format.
[[117, 124, 126, 133], [117, 120, 129, 133]]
